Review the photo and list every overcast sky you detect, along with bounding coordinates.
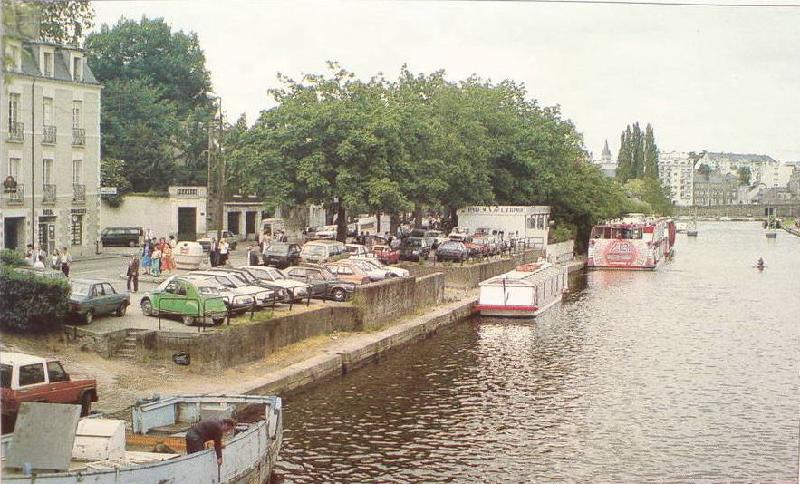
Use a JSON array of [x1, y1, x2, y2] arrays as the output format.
[[92, 0, 800, 161]]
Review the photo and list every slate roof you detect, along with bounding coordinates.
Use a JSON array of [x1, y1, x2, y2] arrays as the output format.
[[704, 152, 777, 164], [11, 40, 99, 86]]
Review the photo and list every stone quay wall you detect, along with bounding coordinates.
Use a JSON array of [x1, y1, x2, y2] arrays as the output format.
[[399, 249, 544, 289], [352, 273, 445, 330]]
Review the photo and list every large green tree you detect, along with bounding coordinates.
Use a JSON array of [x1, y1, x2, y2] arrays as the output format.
[[85, 16, 214, 190]]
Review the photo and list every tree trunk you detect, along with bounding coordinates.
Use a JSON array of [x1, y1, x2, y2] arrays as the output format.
[[412, 203, 422, 228], [336, 203, 347, 242], [376, 211, 382, 234], [389, 212, 400, 238]]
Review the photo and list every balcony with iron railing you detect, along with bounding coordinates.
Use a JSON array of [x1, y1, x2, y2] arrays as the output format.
[[42, 125, 56, 144], [72, 184, 85, 204], [42, 184, 56, 205], [6, 184, 24, 205], [7, 122, 24, 142], [72, 128, 85, 146]]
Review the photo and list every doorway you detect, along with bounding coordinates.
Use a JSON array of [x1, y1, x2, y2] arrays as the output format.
[[227, 211, 240, 235], [3, 217, 24, 250], [177, 207, 197, 241], [245, 211, 256, 238], [38, 220, 56, 254]]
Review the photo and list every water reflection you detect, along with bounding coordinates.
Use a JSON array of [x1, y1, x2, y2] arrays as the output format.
[[277, 222, 800, 482]]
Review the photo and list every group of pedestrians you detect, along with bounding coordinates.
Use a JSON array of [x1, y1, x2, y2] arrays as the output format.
[[25, 245, 72, 276], [208, 238, 230, 267], [140, 236, 177, 276]]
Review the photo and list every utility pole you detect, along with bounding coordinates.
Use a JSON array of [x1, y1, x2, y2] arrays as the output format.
[[216, 97, 225, 241], [206, 96, 225, 241]]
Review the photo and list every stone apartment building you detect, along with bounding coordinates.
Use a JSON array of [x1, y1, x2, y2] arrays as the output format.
[[1, 33, 101, 256], [693, 169, 738, 206], [700, 152, 793, 189], [658, 151, 695, 206]]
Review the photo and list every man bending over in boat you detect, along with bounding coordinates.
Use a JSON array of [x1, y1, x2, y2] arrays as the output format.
[[185, 418, 237, 464]]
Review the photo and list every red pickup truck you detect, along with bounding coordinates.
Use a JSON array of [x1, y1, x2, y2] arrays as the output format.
[[1, 352, 98, 433]]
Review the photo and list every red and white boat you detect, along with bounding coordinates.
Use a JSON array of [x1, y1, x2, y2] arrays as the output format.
[[475, 262, 568, 318], [587, 214, 676, 270]]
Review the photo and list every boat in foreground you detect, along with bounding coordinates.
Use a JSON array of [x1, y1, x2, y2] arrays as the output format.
[[587, 214, 676, 270], [475, 262, 568, 318], [2, 394, 283, 484]]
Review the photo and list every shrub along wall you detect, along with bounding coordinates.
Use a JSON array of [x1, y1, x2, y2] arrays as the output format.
[[0, 266, 70, 333]]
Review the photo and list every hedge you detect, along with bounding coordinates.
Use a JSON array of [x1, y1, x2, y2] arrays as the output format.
[[0, 265, 71, 333]]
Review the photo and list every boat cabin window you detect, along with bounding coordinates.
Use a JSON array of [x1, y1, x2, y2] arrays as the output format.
[[592, 227, 643, 239]]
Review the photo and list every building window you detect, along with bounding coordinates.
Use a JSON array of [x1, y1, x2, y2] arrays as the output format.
[[43, 97, 54, 125], [72, 159, 82, 185], [72, 101, 82, 129], [72, 56, 82, 81], [71, 215, 83, 246], [8, 157, 21, 178], [6, 44, 20, 71], [8, 93, 20, 127], [43, 52, 53, 76], [43, 159, 53, 185]]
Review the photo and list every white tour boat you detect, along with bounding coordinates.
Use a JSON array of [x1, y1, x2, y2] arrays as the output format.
[[475, 262, 568, 318], [2, 394, 283, 484]]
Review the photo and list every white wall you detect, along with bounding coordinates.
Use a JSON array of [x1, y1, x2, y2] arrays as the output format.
[[101, 194, 206, 240]]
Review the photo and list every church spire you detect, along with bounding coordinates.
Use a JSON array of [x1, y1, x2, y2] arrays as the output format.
[[601, 139, 612, 161]]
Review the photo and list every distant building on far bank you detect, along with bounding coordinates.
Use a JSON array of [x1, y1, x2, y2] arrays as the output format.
[[657, 151, 695, 206], [592, 140, 617, 178], [693, 169, 738, 206], [699, 152, 793, 188]]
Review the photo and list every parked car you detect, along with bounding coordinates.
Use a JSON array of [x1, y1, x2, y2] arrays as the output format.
[[323, 260, 372, 285], [192, 271, 276, 308], [399, 237, 431, 262], [284, 265, 356, 302], [140, 277, 229, 325], [1, 352, 98, 433], [351, 256, 410, 278], [344, 244, 370, 257], [239, 265, 311, 302], [206, 267, 290, 303], [424, 230, 447, 249], [263, 242, 302, 269], [471, 236, 498, 256], [372, 244, 400, 265], [100, 226, 143, 247], [436, 240, 469, 262], [308, 225, 337, 240], [300, 240, 346, 264], [68, 279, 130, 323]]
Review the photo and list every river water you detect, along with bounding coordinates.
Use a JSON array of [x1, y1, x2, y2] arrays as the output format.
[[276, 222, 800, 482]]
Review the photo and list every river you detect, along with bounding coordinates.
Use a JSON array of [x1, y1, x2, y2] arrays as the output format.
[[275, 222, 800, 482]]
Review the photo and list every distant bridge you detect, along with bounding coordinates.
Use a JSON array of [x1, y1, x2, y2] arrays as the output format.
[[674, 203, 800, 219]]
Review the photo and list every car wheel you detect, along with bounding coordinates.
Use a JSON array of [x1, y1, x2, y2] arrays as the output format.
[[182, 315, 195, 326], [332, 288, 346, 302], [84, 310, 93, 324], [212, 317, 225, 326], [115, 303, 127, 317], [141, 299, 154, 316], [128, 240, 136, 247], [79, 392, 93, 417]]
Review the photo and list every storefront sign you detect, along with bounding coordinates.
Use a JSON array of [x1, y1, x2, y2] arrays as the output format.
[[457, 206, 549, 216], [70, 208, 87, 215]]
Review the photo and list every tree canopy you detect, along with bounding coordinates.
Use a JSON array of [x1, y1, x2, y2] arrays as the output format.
[[224, 63, 643, 244], [85, 16, 214, 191]]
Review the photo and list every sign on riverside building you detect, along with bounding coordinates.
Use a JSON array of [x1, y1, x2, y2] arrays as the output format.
[[456, 205, 550, 247]]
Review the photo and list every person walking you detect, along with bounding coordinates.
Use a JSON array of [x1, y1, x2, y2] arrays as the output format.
[[127, 255, 140, 292], [247, 244, 260, 266], [151, 244, 162, 277], [162, 242, 174, 273], [185, 418, 236, 465], [51, 248, 62, 271], [60, 247, 72, 277], [219, 239, 229, 266], [141, 241, 152, 275], [210, 238, 219, 267]]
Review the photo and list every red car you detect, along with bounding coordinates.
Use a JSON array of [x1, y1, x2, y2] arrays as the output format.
[[372, 245, 400, 265], [1, 352, 98, 433]]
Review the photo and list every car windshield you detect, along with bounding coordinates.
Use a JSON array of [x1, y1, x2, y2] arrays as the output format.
[[441, 241, 461, 249], [71, 282, 91, 296], [303, 246, 327, 257], [0, 364, 11, 388], [266, 244, 290, 255], [353, 261, 376, 272], [406, 239, 424, 247], [319, 268, 337, 280], [198, 286, 219, 295]]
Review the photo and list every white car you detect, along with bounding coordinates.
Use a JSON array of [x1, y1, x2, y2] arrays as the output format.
[[159, 274, 256, 314], [192, 271, 275, 308], [345, 244, 370, 257], [351, 256, 410, 278], [238, 266, 311, 302]]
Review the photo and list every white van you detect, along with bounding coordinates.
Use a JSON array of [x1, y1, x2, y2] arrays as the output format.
[[300, 240, 346, 264]]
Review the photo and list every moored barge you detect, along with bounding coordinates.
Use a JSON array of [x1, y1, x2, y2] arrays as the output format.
[[587, 214, 676, 270], [475, 262, 568, 318]]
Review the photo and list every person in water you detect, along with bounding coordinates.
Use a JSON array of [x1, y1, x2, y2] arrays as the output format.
[[756, 257, 764, 268]]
